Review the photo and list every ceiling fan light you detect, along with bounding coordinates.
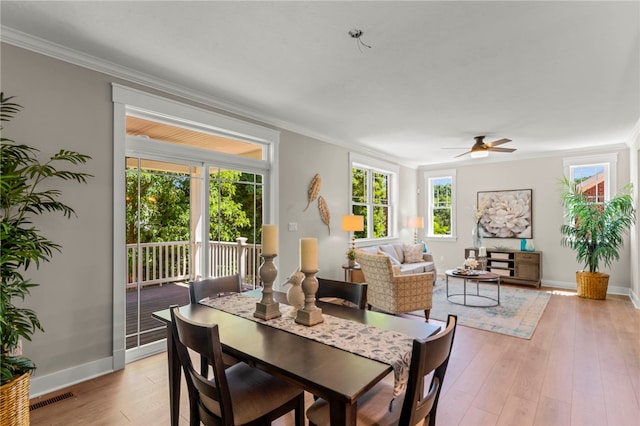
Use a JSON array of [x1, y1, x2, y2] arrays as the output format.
[[470, 150, 489, 159]]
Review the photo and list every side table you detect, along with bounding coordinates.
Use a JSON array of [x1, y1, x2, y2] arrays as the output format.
[[341, 263, 362, 282]]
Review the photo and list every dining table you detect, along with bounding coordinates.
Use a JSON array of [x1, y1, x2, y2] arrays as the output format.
[[153, 290, 441, 426]]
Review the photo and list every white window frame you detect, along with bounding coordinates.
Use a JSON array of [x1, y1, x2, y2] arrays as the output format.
[[563, 153, 617, 204], [424, 169, 457, 240], [112, 84, 280, 367], [349, 153, 399, 242]]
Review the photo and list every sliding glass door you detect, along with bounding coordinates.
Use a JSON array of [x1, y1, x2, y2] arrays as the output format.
[[114, 86, 277, 365]]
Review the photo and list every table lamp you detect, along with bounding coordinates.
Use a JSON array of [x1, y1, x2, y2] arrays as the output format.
[[407, 216, 424, 244], [342, 215, 364, 263]]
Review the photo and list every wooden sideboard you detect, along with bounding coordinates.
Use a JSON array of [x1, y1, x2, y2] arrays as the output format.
[[464, 248, 542, 287]]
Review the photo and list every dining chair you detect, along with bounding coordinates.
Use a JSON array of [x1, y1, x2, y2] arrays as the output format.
[[170, 306, 305, 426], [189, 274, 243, 374], [356, 250, 434, 321], [306, 314, 458, 426], [316, 277, 367, 309], [188, 274, 242, 304]]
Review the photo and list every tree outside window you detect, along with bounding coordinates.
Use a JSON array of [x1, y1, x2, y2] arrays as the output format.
[[351, 166, 391, 239], [430, 177, 452, 236], [424, 169, 456, 239]]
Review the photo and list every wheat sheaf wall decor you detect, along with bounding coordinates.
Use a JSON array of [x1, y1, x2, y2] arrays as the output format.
[[303, 173, 331, 234]]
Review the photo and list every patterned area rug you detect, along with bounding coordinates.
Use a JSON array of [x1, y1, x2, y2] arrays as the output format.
[[411, 280, 551, 339]]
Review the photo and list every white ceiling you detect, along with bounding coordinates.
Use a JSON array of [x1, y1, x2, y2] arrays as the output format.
[[1, 1, 638, 167]]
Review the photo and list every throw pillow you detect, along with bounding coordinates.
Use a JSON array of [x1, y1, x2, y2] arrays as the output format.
[[403, 243, 424, 263], [377, 249, 401, 265]]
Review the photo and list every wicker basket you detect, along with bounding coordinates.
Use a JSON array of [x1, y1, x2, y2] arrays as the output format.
[[576, 271, 609, 300], [0, 372, 30, 426]]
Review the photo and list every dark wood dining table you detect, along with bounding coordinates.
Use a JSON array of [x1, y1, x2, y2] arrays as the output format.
[[153, 290, 440, 426]]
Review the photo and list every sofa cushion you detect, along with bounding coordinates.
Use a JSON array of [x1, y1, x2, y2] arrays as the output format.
[[379, 243, 404, 264], [403, 243, 424, 263], [377, 249, 401, 266], [358, 246, 379, 255], [397, 261, 435, 275]]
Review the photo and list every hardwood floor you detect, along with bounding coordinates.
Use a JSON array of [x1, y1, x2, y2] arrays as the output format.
[[29, 287, 640, 425]]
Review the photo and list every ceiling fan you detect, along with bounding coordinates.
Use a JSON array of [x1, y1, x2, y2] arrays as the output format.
[[448, 136, 516, 158]]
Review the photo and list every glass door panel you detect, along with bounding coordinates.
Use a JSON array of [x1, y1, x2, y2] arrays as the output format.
[[209, 168, 263, 289], [125, 158, 194, 350]]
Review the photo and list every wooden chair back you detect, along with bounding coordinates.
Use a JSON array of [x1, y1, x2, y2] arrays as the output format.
[[170, 306, 235, 425], [400, 314, 458, 426], [189, 274, 241, 304], [316, 277, 367, 309]]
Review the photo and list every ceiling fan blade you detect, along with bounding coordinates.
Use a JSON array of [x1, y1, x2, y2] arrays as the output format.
[[487, 147, 516, 153], [454, 150, 472, 158], [442, 147, 471, 150], [486, 138, 512, 147]]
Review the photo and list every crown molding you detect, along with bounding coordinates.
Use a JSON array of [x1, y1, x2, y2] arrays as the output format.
[[1, 26, 414, 168]]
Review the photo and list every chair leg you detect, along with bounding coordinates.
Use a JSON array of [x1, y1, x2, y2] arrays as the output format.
[[424, 309, 430, 321], [295, 392, 305, 426]]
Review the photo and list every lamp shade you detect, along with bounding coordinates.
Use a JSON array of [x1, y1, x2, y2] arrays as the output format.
[[407, 216, 424, 229], [342, 215, 364, 232]]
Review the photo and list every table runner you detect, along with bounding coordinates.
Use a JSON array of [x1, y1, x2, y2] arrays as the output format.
[[201, 293, 413, 397]]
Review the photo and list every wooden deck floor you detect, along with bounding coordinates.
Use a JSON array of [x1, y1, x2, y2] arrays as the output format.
[[126, 283, 190, 349]]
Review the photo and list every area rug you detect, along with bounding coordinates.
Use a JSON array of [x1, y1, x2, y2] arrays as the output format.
[[411, 280, 551, 339]]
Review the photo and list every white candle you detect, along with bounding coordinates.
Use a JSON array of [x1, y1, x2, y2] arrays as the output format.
[[479, 247, 486, 257], [262, 224, 278, 255], [300, 237, 318, 271], [468, 250, 475, 258]]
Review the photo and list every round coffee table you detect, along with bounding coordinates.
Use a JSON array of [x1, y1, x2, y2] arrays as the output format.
[[445, 269, 500, 307]]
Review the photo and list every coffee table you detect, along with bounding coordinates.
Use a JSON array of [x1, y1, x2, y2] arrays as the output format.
[[445, 269, 500, 307]]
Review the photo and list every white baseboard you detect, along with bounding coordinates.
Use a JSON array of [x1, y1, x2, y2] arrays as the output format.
[[630, 289, 640, 309], [30, 356, 116, 398], [541, 279, 637, 304]]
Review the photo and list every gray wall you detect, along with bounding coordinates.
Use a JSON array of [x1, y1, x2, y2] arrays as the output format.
[[2, 43, 115, 377], [2, 42, 637, 398], [420, 149, 634, 293]]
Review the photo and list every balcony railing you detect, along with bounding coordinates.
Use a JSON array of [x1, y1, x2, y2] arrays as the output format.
[[126, 238, 262, 289]]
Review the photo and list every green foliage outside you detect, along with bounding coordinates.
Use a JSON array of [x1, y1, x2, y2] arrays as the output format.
[[433, 179, 452, 235], [126, 169, 262, 245], [351, 167, 389, 238]]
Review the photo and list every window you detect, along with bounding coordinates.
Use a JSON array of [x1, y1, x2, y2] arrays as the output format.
[[350, 154, 398, 240], [563, 153, 617, 206], [424, 169, 456, 238]]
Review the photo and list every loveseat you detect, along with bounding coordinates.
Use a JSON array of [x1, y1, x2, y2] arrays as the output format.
[[357, 242, 437, 280]]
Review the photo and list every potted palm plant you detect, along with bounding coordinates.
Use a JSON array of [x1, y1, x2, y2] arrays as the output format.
[[1, 93, 91, 424], [559, 176, 636, 299]]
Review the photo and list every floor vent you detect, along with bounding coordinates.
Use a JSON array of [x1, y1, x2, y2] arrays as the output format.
[[30, 391, 75, 411]]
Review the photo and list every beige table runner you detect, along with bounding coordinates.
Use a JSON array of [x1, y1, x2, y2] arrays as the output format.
[[201, 293, 413, 397]]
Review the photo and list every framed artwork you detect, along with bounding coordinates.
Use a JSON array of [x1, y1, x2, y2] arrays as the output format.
[[477, 189, 532, 238]]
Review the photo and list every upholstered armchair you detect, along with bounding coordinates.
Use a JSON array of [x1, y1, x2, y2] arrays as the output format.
[[356, 250, 434, 321]]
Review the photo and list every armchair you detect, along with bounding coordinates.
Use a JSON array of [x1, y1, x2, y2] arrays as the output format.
[[356, 251, 434, 321]]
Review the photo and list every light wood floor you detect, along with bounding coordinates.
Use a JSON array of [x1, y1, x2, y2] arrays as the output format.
[[29, 287, 640, 425]]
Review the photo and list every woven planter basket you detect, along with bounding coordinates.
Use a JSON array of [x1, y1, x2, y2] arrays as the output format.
[[0, 372, 30, 426], [576, 271, 609, 300]]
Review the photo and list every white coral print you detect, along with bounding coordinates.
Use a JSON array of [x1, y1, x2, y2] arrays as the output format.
[[479, 190, 532, 238]]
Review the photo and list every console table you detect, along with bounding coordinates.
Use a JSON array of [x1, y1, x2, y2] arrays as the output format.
[[465, 248, 542, 287]]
